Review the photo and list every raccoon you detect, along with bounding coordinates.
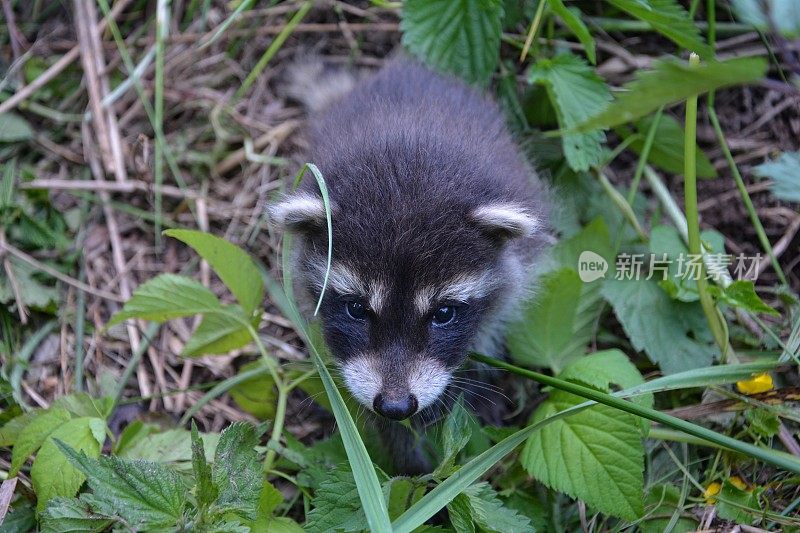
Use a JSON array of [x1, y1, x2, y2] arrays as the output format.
[[272, 58, 549, 472]]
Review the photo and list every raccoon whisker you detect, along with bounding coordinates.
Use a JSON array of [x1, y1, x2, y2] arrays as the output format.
[[449, 376, 506, 394], [449, 378, 510, 403], [447, 384, 499, 410]]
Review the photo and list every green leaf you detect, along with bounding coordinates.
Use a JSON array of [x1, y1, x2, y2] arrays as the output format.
[[182, 306, 255, 356], [507, 268, 587, 373], [0, 161, 14, 210], [164, 229, 264, 316], [55, 442, 187, 528], [212, 422, 262, 519], [719, 281, 779, 316], [401, 0, 504, 86], [229, 361, 277, 420], [52, 393, 114, 420], [117, 427, 218, 465], [521, 392, 644, 520], [732, 0, 800, 38], [640, 485, 697, 533], [528, 54, 611, 171], [745, 409, 780, 438], [0, 258, 59, 309], [0, 112, 34, 142], [107, 273, 228, 326], [447, 494, 476, 533], [40, 497, 116, 533], [620, 114, 716, 178], [0, 411, 36, 446], [558, 350, 650, 406], [608, 0, 713, 58], [434, 397, 472, 477], [462, 482, 535, 533], [602, 277, 716, 374], [715, 480, 761, 523], [575, 57, 768, 132], [547, 0, 595, 63], [256, 481, 284, 521], [753, 151, 800, 202], [191, 422, 218, 515], [305, 466, 369, 533], [32, 418, 106, 511], [10, 407, 71, 476]]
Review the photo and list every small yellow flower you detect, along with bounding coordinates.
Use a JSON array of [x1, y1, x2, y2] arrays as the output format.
[[729, 476, 747, 491], [736, 373, 774, 395], [704, 482, 721, 504]]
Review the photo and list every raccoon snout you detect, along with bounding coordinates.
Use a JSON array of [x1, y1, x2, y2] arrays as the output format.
[[373, 392, 418, 420]]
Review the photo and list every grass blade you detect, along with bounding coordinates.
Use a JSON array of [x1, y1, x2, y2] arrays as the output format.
[[272, 168, 391, 532]]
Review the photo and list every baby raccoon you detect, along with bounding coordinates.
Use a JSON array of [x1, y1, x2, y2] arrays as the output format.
[[272, 58, 548, 472]]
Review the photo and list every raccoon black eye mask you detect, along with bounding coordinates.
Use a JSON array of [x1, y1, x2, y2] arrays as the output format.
[[271, 58, 549, 430]]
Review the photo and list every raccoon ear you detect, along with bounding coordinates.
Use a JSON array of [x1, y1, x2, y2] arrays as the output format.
[[270, 193, 329, 233], [470, 203, 539, 240]]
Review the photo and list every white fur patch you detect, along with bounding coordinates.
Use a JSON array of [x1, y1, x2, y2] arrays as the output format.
[[270, 193, 325, 229], [368, 282, 389, 313], [341, 356, 382, 409], [408, 359, 452, 411], [471, 203, 539, 238], [414, 271, 498, 314], [307, 260, 366, 296]]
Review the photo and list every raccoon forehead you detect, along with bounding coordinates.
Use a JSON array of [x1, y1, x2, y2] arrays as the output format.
[[413, 270, 500, 314]]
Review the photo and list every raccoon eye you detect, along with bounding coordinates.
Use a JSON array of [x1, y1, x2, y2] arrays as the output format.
[[345, 300, 367, 320], [432, 305, 456, 327]]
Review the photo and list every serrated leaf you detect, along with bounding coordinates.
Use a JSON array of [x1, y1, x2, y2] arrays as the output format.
[[0, 112, 33, 142], [108, 273, 228, 326], [559, 350, 650, 406], [745, 409, 780, 438], [434, 398, 472, 477], [603, 277, 716, 374], [521, 391, 644, 520], [10, 407, 71, 476], [401, 0, 504, 86], [576, 57, 768, 132], [620, 114, 716, 178], [55, 442, 186, 528], [528, 54, 611, 171], [547, 0, 595, 63], [40, 497, 116, 533], [229, 361, 277, 420], [719, 281, 779, 316], [463, 482, 535, 533], [608, 0, 713, 58], [447, 494, 476, 533], [753, 151, 800, 202], [164, 229, 264, 316], [191, 422, 217, 514], [212, 422, 261, 519], [507, 268, 589, 373], [305, 466, 369, 533], [32, 418, 105, 511], [182, 306, 255, 356]]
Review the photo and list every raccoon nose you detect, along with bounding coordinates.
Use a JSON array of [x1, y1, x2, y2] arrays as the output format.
[[373, 393, 418, 420]]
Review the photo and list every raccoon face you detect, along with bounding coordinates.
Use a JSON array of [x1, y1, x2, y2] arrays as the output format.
[[271, 194, 540, 420]]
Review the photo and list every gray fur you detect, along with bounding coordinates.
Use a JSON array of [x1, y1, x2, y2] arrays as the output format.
[[272, 58, 549, 473]]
